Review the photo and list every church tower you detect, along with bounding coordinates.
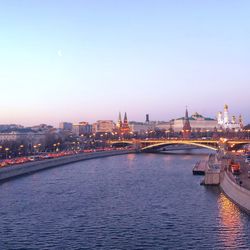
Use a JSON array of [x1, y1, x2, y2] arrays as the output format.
[[223, 104, 229, 124], [182, 108, 191, 139], [239, 115, 243, 129], [217, 112, 223, 125], [232, 115, 236, 124]]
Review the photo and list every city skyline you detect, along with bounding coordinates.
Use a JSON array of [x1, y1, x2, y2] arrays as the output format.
[[0, 104, 245, 129], [1, 1, 250, 125]]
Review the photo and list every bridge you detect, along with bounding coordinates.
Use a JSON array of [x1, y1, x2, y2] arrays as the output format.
[[109, 139, 250, 152]]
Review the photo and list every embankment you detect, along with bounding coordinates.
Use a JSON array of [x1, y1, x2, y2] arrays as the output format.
[[0, 150, 134, 182], [220, 171, 250, 213]]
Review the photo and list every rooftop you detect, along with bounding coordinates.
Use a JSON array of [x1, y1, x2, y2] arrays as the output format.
[[176, 112, 216, 121]]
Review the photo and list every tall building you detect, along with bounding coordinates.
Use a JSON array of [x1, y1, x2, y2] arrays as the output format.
[[59, 122, 73, 131], [72, 122, 92, 136], [92, 120, 115, 133], [182, 108, 191, 139]]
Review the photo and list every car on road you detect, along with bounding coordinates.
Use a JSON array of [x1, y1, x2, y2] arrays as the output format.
[[231, 163, 240, 175]]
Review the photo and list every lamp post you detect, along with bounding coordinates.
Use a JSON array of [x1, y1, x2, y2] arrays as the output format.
[[56, 142, 60, 152], [5, 148, 9, 159], [19, 144, 24, 156], [33, 145, 37, 155], [37, 143, 41, 153], [166, 130, 170, 139], [53, 143, 57, 152], [206, 130, 210, 139]]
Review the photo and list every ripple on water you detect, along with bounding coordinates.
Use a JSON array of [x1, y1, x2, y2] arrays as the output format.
[[0, 152, 249, 249]]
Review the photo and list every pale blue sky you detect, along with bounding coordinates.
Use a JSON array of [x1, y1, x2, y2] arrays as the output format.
[[0, 0, 250, 126]]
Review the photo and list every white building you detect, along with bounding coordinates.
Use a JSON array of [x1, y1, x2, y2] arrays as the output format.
[[0, 131, 46, 144], [129, 122, 156, 134], [155, 121, 171, 131], [72, 122, 92, 136], [172, 112, 217, 132], [92, 120, 115, 133], [217, 104, 243, 130]]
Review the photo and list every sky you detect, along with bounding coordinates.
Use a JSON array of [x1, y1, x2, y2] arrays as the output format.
[[0, 0, 250, 126]]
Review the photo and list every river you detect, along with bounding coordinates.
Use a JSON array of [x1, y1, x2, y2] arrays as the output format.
[[0, 150, 249, 249]]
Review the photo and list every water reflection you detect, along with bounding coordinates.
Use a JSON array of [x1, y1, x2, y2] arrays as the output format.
[[127, 153, 136, 161], [218, 193, 246, 249]]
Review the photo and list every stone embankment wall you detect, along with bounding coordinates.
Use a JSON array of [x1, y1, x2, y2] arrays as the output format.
[[204, 154, 220, 185], [220, 171, 250, 213], [0, 150, 134, 182]]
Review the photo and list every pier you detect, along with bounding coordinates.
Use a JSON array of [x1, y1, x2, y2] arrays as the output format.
[[196, 154, 220, 185], [192, 160, 207, 175]]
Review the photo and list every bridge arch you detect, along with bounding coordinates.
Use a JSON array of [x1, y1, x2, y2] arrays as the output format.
[[141, 141, 218, 152]]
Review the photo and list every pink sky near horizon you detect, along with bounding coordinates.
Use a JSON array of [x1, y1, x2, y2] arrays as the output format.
[[1, 103, 247, 127]]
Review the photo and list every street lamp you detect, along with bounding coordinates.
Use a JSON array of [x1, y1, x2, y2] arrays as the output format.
[[206, 130, 210, 138], [5, 148, 9, 159], [166, 130, 170, 139], [19, 144, 24, 156], [33, 145, 37, 154], [71, 142, 76, 150]]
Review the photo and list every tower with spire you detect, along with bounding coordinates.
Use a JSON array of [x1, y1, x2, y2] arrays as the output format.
[[182, 107, 191, 139], [116, 112, 131, 134], [117, 112, 123, 129], [121, 112, 130, 133]]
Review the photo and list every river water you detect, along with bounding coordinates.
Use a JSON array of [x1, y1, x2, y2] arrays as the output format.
[[0, 150, 250, 249]]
